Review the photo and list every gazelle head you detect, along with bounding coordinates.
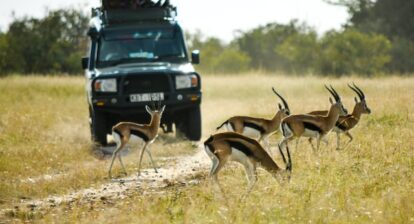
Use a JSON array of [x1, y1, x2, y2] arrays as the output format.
[[146, 99, 166, 118], [326, 85, 348, 116], [348, 83, 371, 114], [272, 87, 290, 117]]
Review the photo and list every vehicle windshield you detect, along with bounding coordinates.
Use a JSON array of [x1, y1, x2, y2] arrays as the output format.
[[96, 27, 187, 67]]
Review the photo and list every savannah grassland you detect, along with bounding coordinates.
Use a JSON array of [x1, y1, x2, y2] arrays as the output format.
[[0, 74, 413, 223]]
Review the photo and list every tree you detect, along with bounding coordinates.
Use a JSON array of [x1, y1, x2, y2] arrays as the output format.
[[276, 29, 320, 73], [327, 0, 414, 73], [318, 29, 391, 75], [186, 31, 251, 73], [235, 21, 302, 71], [0, 32, 6, 75], [0, 8, 89, 74], [212, 49, 251, 73]]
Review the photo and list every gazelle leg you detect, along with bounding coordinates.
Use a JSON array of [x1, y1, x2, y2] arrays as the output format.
[[295, 138, 299, 151], [108, 151, 118, 178], [137, 142, 148, 177], [278, 138, 289, 165], [308, 138, 316, 152], [211, 160, 227, 196], [342, 132, 353, 150], [336, 132, 341, 150], [279, 136, 294, 166], [209, 156, 220, 177], [108, 143, 124, 178], [285, 144, 292, 173], [244, 161, 257, 195], [145, 145, 158, 173], [316, 135, 321, 152], [117, 153, 127, 175]]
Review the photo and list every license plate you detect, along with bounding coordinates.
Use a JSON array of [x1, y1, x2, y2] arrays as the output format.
[[130, 92, 164, 102]]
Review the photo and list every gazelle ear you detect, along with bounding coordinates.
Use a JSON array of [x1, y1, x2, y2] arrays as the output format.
[[160, 105, 166, 113], [329, 97, 334, 104], [145, 105, 152, 114], [354, 97, 358, 103], [278, 103, 283, 110]]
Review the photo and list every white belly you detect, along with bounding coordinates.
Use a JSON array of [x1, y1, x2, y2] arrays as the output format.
[[229, 148, 250, 164], [302, 129, 320, 138], [129, 134, 146, 143], [242, 127, 261, 139], [225, 123, 234, 132]]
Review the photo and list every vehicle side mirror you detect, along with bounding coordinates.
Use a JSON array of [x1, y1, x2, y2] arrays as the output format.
[[82, 57, 89, 70], [87, 27, 99, 40], [191, 50, 200, 65]]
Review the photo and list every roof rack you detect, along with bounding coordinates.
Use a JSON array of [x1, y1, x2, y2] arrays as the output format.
[[98, 0, 177, 25]]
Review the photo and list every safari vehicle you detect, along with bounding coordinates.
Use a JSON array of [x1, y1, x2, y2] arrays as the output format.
[[82, 0, 202, 146]]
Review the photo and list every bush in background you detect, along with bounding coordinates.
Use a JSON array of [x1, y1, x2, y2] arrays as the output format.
[[0, 8, 88, 75], [0, 1, 413, 76]]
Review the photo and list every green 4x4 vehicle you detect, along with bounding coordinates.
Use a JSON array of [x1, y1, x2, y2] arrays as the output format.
[[82, 1, 202, 146]]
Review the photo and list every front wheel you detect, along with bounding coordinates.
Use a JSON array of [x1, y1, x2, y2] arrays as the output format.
[[184, 106, 202, 141], [90, 108, 108, 146]]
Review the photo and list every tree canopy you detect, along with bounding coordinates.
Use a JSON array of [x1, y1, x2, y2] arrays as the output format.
[[0, 8, 88, 75], [0, 2, 413, 76]]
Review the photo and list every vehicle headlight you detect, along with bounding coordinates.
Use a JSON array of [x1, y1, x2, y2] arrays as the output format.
[[94, 78, 117, 92], [175, 74, 198, 89]]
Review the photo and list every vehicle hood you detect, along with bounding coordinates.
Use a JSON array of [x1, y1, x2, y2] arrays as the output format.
[[94, 62, 195, 76]]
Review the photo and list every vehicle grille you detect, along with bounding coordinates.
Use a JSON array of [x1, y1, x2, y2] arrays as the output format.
[[122, 73, 171, 94]]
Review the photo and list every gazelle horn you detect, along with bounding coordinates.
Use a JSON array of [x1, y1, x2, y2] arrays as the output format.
[[353, 82, 365, 100], [348, 83, 363, 101], [272, 87, 290, 112]]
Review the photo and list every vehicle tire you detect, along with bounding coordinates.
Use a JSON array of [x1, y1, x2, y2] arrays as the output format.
[[90, 109, 108, 146], [184, 106, 202, 141]]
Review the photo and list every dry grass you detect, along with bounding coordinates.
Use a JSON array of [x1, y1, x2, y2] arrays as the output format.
[[1, 74, 413, 223], [0, 76, 194, 206]]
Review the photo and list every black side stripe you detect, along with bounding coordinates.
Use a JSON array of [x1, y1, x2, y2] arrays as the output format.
[[204, 135, 216, 155], [229, 122, 236, 132], [227, 140, 253, 157], [113, 129, 123, 138], [303, 122, 323, 133], [130, 129, 149, 142], [204, 135, 214, 146], [244, 121, 266, 134], [336, 122, 347, 131]]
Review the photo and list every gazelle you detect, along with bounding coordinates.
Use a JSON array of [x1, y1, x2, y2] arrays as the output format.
[[279, 85, 347, 153], [108, 101, 166, 178], [216, 87, 290, 147], [308, 83, 371, 150], [204, 132, 292, 194]]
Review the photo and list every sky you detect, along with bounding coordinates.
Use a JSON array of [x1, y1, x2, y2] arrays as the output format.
[[0, 0, 349, 42]]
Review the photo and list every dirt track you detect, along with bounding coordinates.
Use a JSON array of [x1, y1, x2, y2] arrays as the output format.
[[3, 146, 210, 215]]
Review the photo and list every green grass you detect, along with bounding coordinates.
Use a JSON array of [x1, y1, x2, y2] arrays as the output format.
[[1, 74, 413, 223]]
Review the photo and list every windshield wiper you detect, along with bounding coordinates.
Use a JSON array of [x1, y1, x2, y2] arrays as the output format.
[[155, 54, 183, 61], [107, 58, 138, 66]]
